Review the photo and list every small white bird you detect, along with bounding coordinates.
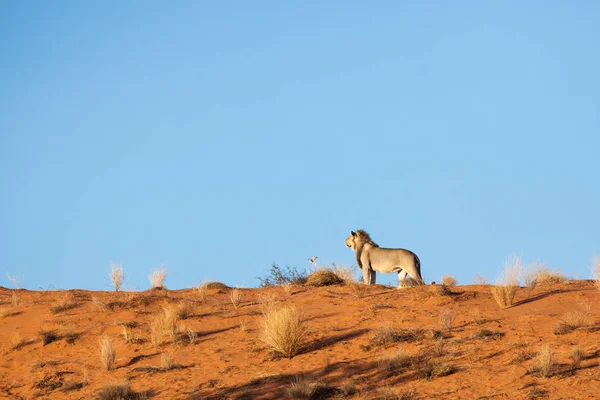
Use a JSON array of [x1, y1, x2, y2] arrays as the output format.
[[308, 256, 318, 267]]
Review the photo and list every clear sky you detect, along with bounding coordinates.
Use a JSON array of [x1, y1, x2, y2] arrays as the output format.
[[1, 1, 598, 291]]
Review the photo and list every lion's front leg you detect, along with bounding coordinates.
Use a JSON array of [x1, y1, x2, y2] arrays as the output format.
[[362, 267, 370, 284]]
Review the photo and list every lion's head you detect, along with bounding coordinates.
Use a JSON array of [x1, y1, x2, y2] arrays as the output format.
[[345, 229, 376, 251]]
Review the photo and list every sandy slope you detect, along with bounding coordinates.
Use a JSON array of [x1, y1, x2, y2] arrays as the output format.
[[0, 281, 599, 399]]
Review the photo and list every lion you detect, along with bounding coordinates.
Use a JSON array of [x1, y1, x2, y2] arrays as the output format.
[[345, 229, 423, 288]]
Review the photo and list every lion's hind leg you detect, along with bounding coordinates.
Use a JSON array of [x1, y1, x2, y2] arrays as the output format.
[[370, 269, 376, 284], [397, 270, 408, 289]]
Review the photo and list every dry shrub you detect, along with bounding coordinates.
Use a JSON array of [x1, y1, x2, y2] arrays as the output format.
[[205, 281, 230, 289], [174, 301, 193, 319], [92, 296, 112, 312], [259, 306, 308, 358], [39, 329, 60, 346], [9, 333, 29, 350], [417, 360, 454, 380], [98, 381, 147, 400], [149, 267, 167, 289], [110, 264, 124, 292], [434, 337, 445, 356], [571, 346, 584, 366], [333, 265, 357, 282], [441, 275, 457, 288], [122, 327, 142, 344], [491, 257, 521, 308], [339, 379, 356, 396], [161, 353, 173, 370], [258, 291, 278, 315], [473, 274, 487, 285], [471, 330, 505, 340], [434, 284, 452, 296], [186, 328, 198, 344], [524, 264, 565, 297], [282, 283, 294, 295], [593, 259, 600, 291], [230, 288, 243, 308], [370, 326, 425, 347], [376, 387, 416, 400], [439, 308, 456, 331], [401, 277, 422, 288], [196, 281, 208, 304], [306, 268, 344, 287], [285, 376, 336, 400], [346, 280, 366, 298], [554, 310, 592, 335], [379, 348, 412, 376], [530, 344, 554, 378], [99, 336, 115, 371], [51, 293, 77, 314], [150, 305, 180, 346]]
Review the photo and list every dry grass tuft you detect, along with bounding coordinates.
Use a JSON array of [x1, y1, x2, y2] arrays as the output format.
[[260, 306, 308, 359], [149, 267, 167, 289], [439, 308, 456, 331], [571, 346, 584, 366], [0, 306, 19, 319], [470, 308, 486, 325], [346, 280, 367, 298], [230, 288, 243, 308], [471, 329, 505, 340], [441, 275, 457, 288], [339, 379, 356, 396], [416, 359, 455, 380], [370, 326, 426, 347], [160, 353, 174, 370], [39, 329, 60, 346], [306, 268, 344, 287], [258, 291, 279, 316], [379, 348, 413, 376], [282, 283, 294, 295], [50, 293, 77, 314], [174, 301, 193, 320], [593, 259, 600, 291], [333, 265, 357, 282], [553, 310, 592, 335], [205, 281, 230, 289], [376, 387, 416, 400], [122, 327, 143, 344], [434, 284, 452, 296], [99, 335, 115, 371], [110, 264, 125, 292], [92, 296, 112, 312], [523, 264, 565, 297], [196, 280, 208, 304], [98, 381, 147, 400], [491, 257, 521, 308], [285, 376, 336, 400], [401, 277, 422, 288], [529, 344, 554, 378], [473, 274, 487, 285], [150, 305, 180, 346]]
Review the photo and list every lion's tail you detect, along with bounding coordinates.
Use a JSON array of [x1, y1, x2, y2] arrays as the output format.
[[414, 254, 424, 284]]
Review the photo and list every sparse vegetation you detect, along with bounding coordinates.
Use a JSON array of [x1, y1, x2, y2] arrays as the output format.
[[149, 267, 167, 289], [40, 329, 59, 346], [150, 305, 180, 346], [416, 360, 455, 380], [92, 296, 112, 312], [439, 308, 456, 331], [285, 376, 335, 400], [379, 348, 412, 376], [370, 326, 426, 347], [230, 288, 243, 308], [571, 346, 584, 366], [491, 257, 521, 308], [122, 327, 143, 344], [99, 335, 115, 371], [305, 268, 344, 287], [524, 264, 565, 297], [593, 258, 600, 291], [98, 381, 147, 400], [196, 280, 208, 303], [174, 301, 193, 319], [258, 291, 278, 315], [0, 306, 19, 319], [470, 308, 485, 325], [160, 353, 174, 370], [110, 264, 125, 292], [473, 274, 487, 285], [471, 329, 505, 340], [50, 293, 77, 314], [258, 263, 307, 287], [259, 306, 308, 358], [529, 344, 554, 378], [553, 310, 592, 335], [441, 275, 457, 287]]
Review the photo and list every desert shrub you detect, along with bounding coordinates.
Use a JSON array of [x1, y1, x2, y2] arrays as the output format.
[[122, 327, 143, 344], [196, 281, 208, 303], [471, 330, 505, 340], [204, 281, 230, 289], [149, 267, 167, 288], [473, 274, 487, 285], [259, 306, 308, 358], [441, 275, 457, 288], [174, 301, 193, 319], [571, 346, 584, 366], [110, 264, 124, 292], [258, 263, 307, 287], [51, 293, 77, 314], [491, 257, 521, 308], [470, 308, 485, 325], [306, 269, 344, 287], [529, 344, 554, 378], [376, 387, 416, 400], [593, 259, 600, 291], [553, 310, 592, 335], [230, 288, 243, 308], [98, 382, 147, 400], [39, 329, 60, 346], [379, 348, 413, 376], [439, 308, 456, 331], [524, 264, 565, 297], [99, 336, 115, 371], [285, 376, 337, 400], [401, 277, 422, 288], [150, 305, 180, 346], [370, 326, 426, 347], [258, 291, 279, 316], [414, 358, 455, 380]]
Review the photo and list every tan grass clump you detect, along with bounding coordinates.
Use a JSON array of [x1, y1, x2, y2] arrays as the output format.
[[99, 335, 115, 371], [306, 268, 344, 287], [174, 301, 193, 320], [441, 275, 457, 288], [39, 328, 59, 346], [379, 348, 413, 376], [122, 327, 142, 344], [98, 381, 147, 400], [553, 310, 592, 335], [439, 308, 456, 331], [285, 376, 333, 400], [571, 346, 584, 366], [9, 333, 29, 350], [258, 291, 279, 316], [531, 344, 554, 378], [593, 259, 600, 291], [491, 257, 521, 308], [196, 280, 208, 304], [110, 264, 125, 292], [230, 288, 243, 308], [50, 293, 77, 314], [370, 326, 426, 347], [333, 265, 357, 282], [149, 267, 167, 289], [205, 281, 230, 289], [150, 305, 180, 346], [259, 306, 308, 359]]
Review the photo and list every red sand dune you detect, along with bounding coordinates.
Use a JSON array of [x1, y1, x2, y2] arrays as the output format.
[[1, 281, 599, 399]]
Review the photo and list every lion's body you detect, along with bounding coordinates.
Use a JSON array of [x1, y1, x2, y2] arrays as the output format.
[[345, 230, 423, 288]]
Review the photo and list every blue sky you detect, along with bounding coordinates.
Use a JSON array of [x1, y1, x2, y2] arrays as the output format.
[[1, 1, 598, 290]]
